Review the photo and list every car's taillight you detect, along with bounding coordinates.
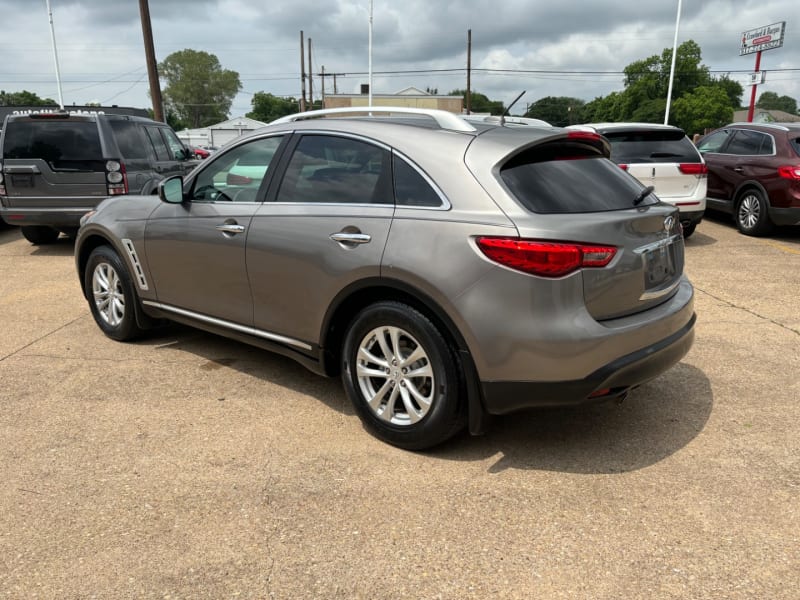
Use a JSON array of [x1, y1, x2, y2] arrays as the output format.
[[567, 131, 603, 142], [0, 162, 5, 196], [106, 160, 128, 195], [678, 163, 708, 175], [476, 237, 617, 278], [618, 164, 629, 171], [777, 165, 800, 180]]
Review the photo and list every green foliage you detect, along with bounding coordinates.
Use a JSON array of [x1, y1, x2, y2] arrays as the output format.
[[147, 108, 187, 131], [671, 86, 733, 135], [716, 76, 744, 109], [246, 92, 299, 122], [449, 89, 504, 115], [524, 96, 585, 126], [757, 91, 798, 114], [159, 49, 242, 128], [0, 90, 58, 106]]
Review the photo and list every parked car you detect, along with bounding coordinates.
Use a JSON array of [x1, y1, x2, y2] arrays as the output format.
[[696, 122, 800, 236], [74, 106, 695, 450], [568, 123, 707, 237], [0, 112, 197, 244], [191, 146, 211, 159]]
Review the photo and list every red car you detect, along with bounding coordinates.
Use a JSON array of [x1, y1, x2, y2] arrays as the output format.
[[191, 146, 211, 159], [697, 122, 800, 236]]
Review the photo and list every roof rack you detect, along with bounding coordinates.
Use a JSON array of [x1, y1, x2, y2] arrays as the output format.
[[729, 122, 793, 131], [271, 106, 476, 133]]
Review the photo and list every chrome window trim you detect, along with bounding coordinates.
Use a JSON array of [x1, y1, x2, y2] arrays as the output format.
[[142, 301, 313, 351]]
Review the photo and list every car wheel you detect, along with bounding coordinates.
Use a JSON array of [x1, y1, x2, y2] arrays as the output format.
[[341, 301, 465, 450], [736, 189, 772, 236], [21, 226, 60, 245], [681, 222, 697, 238], [84, 245, 144, 341]]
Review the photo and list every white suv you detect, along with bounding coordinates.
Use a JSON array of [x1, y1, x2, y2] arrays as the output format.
[[568, 123, 707, 237]]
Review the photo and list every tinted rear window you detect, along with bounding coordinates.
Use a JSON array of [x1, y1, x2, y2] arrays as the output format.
[[500, 144, 655, 214], [604, 130, 700, 164], [3, 119, 103, 169], [788, 137, 800, 158], [109, 120, 149, 159]]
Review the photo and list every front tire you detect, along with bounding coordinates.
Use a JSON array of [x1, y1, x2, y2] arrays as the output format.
[[341, 301, 465, 450], [84, 245, 144, 341], [736, 189, 772, 236], [21, 226, 59, 245]]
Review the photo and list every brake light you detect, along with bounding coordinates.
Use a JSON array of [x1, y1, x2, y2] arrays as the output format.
[[678, 163, 708, 175], [777, 165, 800, 180], [29, 112, 70, 119], [476, 237, 617, 278], [106, 160, 128, 195], [618, 164, 629, 171], [567, 131, 603, 142]]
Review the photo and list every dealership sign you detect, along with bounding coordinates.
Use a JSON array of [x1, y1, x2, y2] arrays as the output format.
[[740, 22, 786, 55]]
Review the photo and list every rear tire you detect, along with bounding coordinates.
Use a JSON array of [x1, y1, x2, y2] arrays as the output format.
[[682, 222, 697, 238], [21, 226, 60, 245], [84, 245, 144, 341], [735, 189, 772, 236], [341, 301, 465, 450]]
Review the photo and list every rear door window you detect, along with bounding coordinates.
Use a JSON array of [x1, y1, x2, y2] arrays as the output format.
[[2, 119, 103, 170], [725, 130, 773, 155], [500, 142, 654, 214], [604, 130, 700, 163], [144, 127, 170, 161], [790, 137, 800, 157], [697, 130, 731, 153]]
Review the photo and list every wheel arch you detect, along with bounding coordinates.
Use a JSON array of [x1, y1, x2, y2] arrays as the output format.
[[320, 278, 488, 435], [734, 180, 770, 207]]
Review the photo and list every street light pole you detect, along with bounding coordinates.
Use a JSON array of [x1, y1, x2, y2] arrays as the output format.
[[664, 0, 682, 125], [44, 0, 64, 108], [368, 0, 373, 106]]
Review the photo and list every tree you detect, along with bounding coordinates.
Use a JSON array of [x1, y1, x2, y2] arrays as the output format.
[[757, 91, 798, 114], [449, 89, 504, 115], [671, 86, 733, 135], [159, 49, 241, 128], [524, 96, 585, 126], [0, 90, 57, 106], [246, 92, 299, 122]]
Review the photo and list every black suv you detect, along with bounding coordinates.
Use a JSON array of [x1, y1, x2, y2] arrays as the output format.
[[697, 122, 800, 236], [0, 112, 196, 244]]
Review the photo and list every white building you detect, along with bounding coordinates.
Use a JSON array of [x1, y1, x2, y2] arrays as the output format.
[[177, 116, 268, 148]]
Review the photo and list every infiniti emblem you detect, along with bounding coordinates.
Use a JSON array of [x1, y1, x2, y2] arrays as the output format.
[[664, 216, 675, 232]]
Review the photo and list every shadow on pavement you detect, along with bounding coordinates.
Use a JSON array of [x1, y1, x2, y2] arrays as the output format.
[[136, 324, 712, 474]]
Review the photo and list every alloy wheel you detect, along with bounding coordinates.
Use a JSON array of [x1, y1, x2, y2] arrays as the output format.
[[738, 194, 761, 230], [92, 262, 126, 327]]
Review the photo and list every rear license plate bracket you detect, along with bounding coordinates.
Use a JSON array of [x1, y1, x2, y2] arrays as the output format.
[[10, 174, 34, 187]]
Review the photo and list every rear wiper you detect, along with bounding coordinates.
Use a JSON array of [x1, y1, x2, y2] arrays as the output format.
[[633, 185, 655, 206], [650, 152, 682, 158]]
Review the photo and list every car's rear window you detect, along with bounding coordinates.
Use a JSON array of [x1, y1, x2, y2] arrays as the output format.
[[3, 119, 103, 170], [500, 142, 656, 214], [604, 130, 701, 164]]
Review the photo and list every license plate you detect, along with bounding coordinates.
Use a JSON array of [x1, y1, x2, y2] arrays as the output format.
[[644, 242, 676, 288]]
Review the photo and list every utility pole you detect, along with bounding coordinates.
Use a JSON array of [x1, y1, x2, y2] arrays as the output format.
[[466, 29, 472, 114], [321, 66, 326, 107], [308, 38, 314, 110], [300, 31, 306, 112], [138, 0, 163, 122]]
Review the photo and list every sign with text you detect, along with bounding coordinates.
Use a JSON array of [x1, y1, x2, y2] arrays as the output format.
[[740, 22, 786, 55]]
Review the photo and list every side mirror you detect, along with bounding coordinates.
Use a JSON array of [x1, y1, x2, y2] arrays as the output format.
[[158, 176, 185, 204]]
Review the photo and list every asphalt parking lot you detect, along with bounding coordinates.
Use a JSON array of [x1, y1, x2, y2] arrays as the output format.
[[0, 215, 798, 599]]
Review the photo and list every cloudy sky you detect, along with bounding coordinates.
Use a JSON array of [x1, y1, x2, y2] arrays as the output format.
[[1, 0, 797, 117]]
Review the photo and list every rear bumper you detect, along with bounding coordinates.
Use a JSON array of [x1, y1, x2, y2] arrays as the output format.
[[768, 206, 800, 227], [677, 209, 704, 227], [481, 313, 696, 415], [0, 204, 98, 227]]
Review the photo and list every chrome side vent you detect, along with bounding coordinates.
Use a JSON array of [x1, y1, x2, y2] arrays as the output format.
[[122, 238, 149, 291]]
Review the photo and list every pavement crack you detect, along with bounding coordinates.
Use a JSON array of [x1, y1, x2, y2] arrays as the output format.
[[695, 287, 800, 338], [0, 313, 88, 363]]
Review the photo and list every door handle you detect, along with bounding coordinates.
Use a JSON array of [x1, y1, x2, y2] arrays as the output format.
[[216, 223, 245, 234], [329, 232, 371, 245], [4, 165, 41, 174], [733, 167, 744, 173]]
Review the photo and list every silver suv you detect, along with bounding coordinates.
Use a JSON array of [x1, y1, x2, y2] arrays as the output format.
[[0, 112, 196, 244], [74, 107, 695, 450]]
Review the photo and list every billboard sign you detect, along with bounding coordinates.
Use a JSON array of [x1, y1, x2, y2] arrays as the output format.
[[740, 22, 786, 55]]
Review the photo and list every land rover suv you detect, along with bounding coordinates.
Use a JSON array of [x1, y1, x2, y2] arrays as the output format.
[[0, 112, 196, 244]]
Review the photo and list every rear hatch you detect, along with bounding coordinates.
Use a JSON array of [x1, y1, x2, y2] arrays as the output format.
[[496, 133, 685, 320], [1, 115, 108, 208], [604, 129, 705, 201]]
